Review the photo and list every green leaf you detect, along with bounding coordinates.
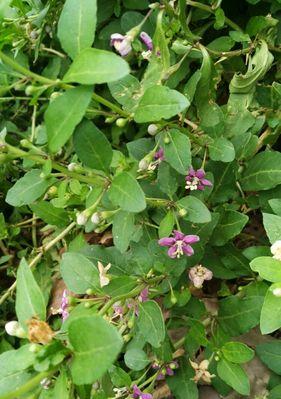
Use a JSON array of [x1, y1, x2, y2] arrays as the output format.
[[269, 385, 281, 399], [250, 256, 281, 282], [209, 137, 235, 163], [124, 348, 150, 371], [30, 201, 69, 228], [60, 252, 100, 294], [6, 170, 54, 207], [260, 283, 281, 334], [0, 345, 36, 380], [73, 120, 113, 172], [240, 151, 281, 191], [112, 211, 135, 253], [158, 211, 175, 239], [221, 342, 254, 363], [53, 369, 70, 398], [0, 370, 35, 399], [211, 210, 248, 246], [138, 300, 165, 348], [45, 86, 92, 153], [108, 172, 146, 213], [167, 361, 198, 399], [57, 0, 97, 59], [63, 48, 130, 84], [263, 213, 281, 244], [256, 342, 281, 374], [16, 258, 46, 327], [269, 199, 281, 216], [218, 295, 263, 336], [134, 86, 189, 123], [177, 196, 211, 224], [68, 315, 123, 384], [217, 358, 250, 395], [102, 276, 136, 297], [108, 74, 141, 111], [157, 162, 178, 197], [162, 129, 191, 175]]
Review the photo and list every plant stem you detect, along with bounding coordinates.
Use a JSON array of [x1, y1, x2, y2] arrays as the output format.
[[186, 0, 243, 32], [0, 51, 130, 117], [0, 369, 57, 399], [0, 222, 76, 306]]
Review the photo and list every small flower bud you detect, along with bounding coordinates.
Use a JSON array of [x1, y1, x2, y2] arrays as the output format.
[[86, 288, 94, 295], [67, 162, 77, 172], [25, 85, 37, 96], [147, 124, 158, 135], [116, 118, 128, 128], [76, 212, 88, 226], [20, 139, 31, 148], [123, 334, 131, 342], [91, 212, 101, 224], [5, 321, 26, 338], [138, 159, 149, 171], [178, 208, 187, 217], [170, 293, 177, 305], [164, 136, 170, 144], [47, 186, 57, 196], [273, 288, 281, 297], [84, 302, 91, 308], [214, 355, 220, 361], [29, 343, 40, 353], [105, 116, 117, 124]]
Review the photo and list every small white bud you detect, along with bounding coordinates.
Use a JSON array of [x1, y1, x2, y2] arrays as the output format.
[[271, 240, 281, 261], [67, 162, 77, 172], [91, 212, 101, 224], [76, 212, 88, 226], [147, 124, 158, 135], [178, 208, 187, 217], [5, 321, 26, 338], [138, 159, 149, 171], [273, 288, 281, 297]]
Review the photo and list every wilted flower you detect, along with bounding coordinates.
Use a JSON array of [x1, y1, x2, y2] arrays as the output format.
[[27, 318, 55, 344], [189, 265, 213, 288], [190, 359, 215, 384], [67, 162, 77, 171], [98, 261, 111, 287], [60, 289, 69, 321], [112, 302, 124, 318], [185, 167, 212, 191], [140, 31, 153, 51], [132, 385, 152, 399], [5, 320, 26, 338], [158, 230, 200, 258], [154, 148, 164, 162], [271, 240, 281, 261], [110, 33, 133, 56]]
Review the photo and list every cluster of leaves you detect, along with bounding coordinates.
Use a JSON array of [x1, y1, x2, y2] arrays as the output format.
[[0, 0, 281, 398]]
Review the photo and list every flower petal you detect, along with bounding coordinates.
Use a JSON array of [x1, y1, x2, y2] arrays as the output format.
[[158, 237, 175, 246], [201, 178, 212, 187], [168, 245, 177, 258], [182, 244, 194, 256], [183, 235, 200, 244], [195, 169, 205, 178], [173, 230, 185, 240]]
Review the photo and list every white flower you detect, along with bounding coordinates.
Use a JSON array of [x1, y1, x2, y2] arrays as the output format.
[[97, 261, 111, 287], [271, 240, 281, 261], [5, 321, 26, 338], [76, 212, 88, 226], [273, 288, 281, 297]]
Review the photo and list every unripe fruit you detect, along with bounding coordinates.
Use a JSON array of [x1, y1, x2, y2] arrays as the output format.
[[116, 118, 128, 128]]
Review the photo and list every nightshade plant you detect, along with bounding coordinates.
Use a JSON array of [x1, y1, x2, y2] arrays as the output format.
[[0, 0, 281, 398]]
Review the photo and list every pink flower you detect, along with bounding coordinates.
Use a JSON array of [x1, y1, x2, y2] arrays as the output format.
[[60, 290, 69, 321], [138, 287, 149, 302], [110, 33, 132, 56], [158, 230, 200, 258], [189, 265, 213, 288], [140, 31, 153, 51], [132, 385, 152, 399], [185, 168, 212, 191]]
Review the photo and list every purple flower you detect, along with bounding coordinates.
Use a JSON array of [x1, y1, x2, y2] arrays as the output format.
[[132, 385, 152, 399], [154, 148, 164, 161], [189, 265, 213, 288], [60, 290, 69, 322], [140, 31, 153, 51], [110, 33, 132, 56], [158, 230, 200, 259], [138, 287, 149, 302], [185, 167, 212, 191]]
